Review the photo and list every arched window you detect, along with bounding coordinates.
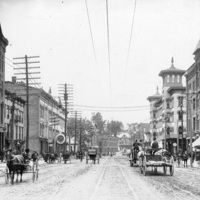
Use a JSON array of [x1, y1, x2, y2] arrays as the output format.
[[177, 75, 180, 83], [172, 75, 175, 83], [167, 75, 170, 83]]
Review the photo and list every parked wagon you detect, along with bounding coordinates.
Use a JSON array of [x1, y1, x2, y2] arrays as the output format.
[[138, 148, 174, 176], [86, 147, 99, 164], [2, 154, 39, 184], [62, 152, 71, 164]]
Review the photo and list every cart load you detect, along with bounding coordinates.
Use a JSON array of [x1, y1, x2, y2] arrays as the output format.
[[138, 148, 174, 176]]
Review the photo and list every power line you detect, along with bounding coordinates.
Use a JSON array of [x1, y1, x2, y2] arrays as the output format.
[[106, 0, 111, 94], [123, 0, 137, 84], [74, 108, 149, 112], [74, 104, 149, 109], [84, 0, 97, 65]]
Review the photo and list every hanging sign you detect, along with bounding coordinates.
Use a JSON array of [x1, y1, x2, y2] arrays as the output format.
[[56, 134, 65, 144]]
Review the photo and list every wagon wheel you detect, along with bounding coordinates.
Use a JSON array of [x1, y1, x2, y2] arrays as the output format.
[[142, 156, 147, 176], [162, 157, 167, 175], [169, 156, 174, 176], [5, 166, 9, 184], [32, 164, 36, 183], [139, 157, 143, 173]]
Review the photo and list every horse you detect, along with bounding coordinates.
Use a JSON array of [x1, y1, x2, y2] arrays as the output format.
[[42, 152, 58, 163], [6, 154, 26, 184]]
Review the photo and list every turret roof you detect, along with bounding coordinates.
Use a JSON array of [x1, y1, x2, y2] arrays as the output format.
[[158, 57, 185, 77]]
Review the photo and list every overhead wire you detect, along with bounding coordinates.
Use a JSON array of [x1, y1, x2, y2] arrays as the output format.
[[84, 0, 97, 66], [123, 0, 137, 84], [73, 104, 149, 109], [106, 0, 112, 95]]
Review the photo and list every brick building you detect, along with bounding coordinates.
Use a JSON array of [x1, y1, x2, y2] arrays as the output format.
[[5, 78, 65, 153], [0, 25, 8, 151], [147, 58, 186, 154], [4, 90, 26, 150]]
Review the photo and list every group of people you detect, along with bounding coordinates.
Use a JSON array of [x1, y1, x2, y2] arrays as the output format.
[[132, 137, 159, 155]]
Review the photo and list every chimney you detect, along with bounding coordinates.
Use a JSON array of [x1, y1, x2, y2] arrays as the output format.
[[12, 76, 17, 84]]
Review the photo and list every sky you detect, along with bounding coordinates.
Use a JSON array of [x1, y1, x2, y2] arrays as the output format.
[[1, 0, 200, 126]]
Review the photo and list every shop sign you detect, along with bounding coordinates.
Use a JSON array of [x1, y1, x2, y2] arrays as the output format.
[[56, 134, 65, 144]]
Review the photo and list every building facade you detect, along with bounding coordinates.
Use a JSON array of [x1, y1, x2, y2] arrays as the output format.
[[147, 58, 186, 154], [185, 40, 200, 149], [0, 25, 8, 151], [5, 78, 66, 153], [4, 90, 25, 150]]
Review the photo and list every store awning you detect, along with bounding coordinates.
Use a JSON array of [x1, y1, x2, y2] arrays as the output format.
[[192, 137, 200, 147]]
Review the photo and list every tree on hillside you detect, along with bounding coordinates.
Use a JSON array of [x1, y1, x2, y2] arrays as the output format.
[[106, 120, 124, 137]]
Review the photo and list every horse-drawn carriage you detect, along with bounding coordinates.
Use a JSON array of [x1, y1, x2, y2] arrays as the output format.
[[2, 151, 39, 184], [138, 148, 174, 176], [62, 152, 71, 164], [86, 147, 99, 164]]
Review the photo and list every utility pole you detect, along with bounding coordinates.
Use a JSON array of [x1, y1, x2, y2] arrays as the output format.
[[70, 110, 81, 154], [13, 55, 40, 149], [58, 84, 73, 151]]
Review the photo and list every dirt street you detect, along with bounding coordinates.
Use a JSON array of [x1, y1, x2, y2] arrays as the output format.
[[0, 153, 200, 200]]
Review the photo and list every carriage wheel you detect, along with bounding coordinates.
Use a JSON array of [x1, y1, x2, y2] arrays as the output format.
[[139, 158, 143, 173], [142, 157, 147, 176], [5, 167, 9, 184], [170, 156, 174, 176]]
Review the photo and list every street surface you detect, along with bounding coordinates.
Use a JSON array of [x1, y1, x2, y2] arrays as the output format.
[[0, 152, 200, 200]]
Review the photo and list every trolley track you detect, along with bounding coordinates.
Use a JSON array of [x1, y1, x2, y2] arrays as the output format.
[[90, 156, 139, 200]]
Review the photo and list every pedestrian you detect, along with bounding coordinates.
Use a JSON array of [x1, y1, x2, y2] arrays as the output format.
[[151, 137, 159, 155], [182, 151, 188, 167]]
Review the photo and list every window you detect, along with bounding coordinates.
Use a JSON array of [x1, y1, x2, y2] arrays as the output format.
[[193, 117, 196, 131], [40, 105, 45, 119], [167, 75, 170, 83], [15, 125, 18, 139], [193, 98, 196, 110], [167, 127, 170, 135], [167, 102, 170, 109], [178, 111, 183, 121], [177, 75, 180, 83], [172, 75, 175, 83]]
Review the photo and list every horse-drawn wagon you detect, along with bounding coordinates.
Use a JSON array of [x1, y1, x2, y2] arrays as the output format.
[[86, 147, 99, 164], [2, 151, 39, 184], [62, 152, 71, 164], [138, 148, 174, 176]]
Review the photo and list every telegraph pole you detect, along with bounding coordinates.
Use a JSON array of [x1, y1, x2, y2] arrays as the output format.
[[58, 84, 73, 151], [70, 110, 81, 154], [13, 55, 40, 149], [79, 118, 82, 152]]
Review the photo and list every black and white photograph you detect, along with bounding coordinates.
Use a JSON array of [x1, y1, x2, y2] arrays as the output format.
[[0, 0, 200, 199]]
